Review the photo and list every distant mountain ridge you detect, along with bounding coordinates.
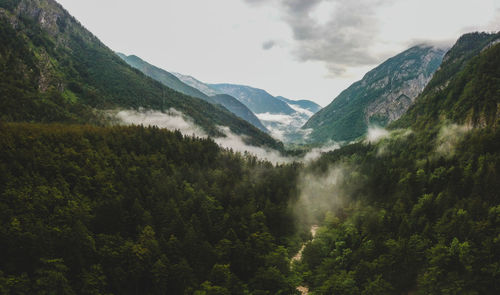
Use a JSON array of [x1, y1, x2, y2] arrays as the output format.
[[117, 53, 268, 132], [116, 53, 210, 101], [173, 72, 322, 143], [276, 96, 322, 114], [208, 84, 296, 115], [303, 45, 447, 143], [172, 72, 220, 97]]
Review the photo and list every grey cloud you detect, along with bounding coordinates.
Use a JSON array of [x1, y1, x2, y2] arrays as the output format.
[[282, 0, 323, 15], [262, 40, 276, 50], [246, 0, 392, 76], [243, 0, 275, 5], [405, 38, 453, 50]]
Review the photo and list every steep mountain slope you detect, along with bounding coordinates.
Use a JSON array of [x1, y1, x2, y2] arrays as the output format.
[[116, 53, 210, 102], [276, 96, 322, 114], [303, 45, 447, 143], [209, 83, 296, 115], [211, 94, 268, 132], [172, 72, 220, 96], [118, 54, 269, 133], [0, 0, 279, 149], [393, 32, 500, 129]]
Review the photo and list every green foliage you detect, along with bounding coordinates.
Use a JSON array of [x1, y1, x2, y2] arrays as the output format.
[[297, 126, 500, 294], [0, 123, 299, 294]]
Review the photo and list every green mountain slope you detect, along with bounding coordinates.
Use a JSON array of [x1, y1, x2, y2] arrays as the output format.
[[171, 72, 220, 96], [211, 94, 268, 132], [0, 0, 279, 149], [116, 53, 211, 102], [303, 45, 446, 143], [393, 32, 500, 129], [117, 53, 269, 133]]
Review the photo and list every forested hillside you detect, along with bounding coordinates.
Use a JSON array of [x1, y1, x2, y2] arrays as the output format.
[[294, 35, 500, 294], [394, 32, 500, 130], [0, 123, 301, 294]]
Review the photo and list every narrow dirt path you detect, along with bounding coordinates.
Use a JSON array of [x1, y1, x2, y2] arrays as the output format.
[[292, 225, 318, 295]]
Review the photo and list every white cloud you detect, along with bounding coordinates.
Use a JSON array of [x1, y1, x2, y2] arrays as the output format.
[[365, 126, 390, 143], [115, 109, 294, 164], [115, 109, 207, 137], [435, 124, 471, 158], [115, 108, 345, 164], [302, 141, 340, 162]]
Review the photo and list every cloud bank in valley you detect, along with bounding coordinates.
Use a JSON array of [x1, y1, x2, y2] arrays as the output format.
[[256, 102, 315, 143], [115, 109, 293, 164], [116, 109, 207, 137], [115, 108, 341, 164]]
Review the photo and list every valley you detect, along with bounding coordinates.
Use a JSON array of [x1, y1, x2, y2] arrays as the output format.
[[0, 0, 499, 294]]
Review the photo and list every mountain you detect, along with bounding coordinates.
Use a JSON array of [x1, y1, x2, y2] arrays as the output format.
[[303, 45, 447, 143], [209, 84, 296, 115], [173, 74, 322, 116], [173, 73, 321, 143], [0, 0, 279, 149], [209, 84, 325, 143], [394, 32, 500, 130], [210, 94, 268, 132], [172, 72, 220, 96], [118, 54, 268, 132], [116, 53, 210, 101], [276, 96, 322, 114]]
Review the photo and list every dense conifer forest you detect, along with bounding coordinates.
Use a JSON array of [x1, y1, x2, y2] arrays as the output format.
[[0, 123, 302, 294]]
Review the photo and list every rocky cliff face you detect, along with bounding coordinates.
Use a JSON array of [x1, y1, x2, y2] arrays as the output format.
[[303, 45, 447, 143], [364, 47, 444, 125]]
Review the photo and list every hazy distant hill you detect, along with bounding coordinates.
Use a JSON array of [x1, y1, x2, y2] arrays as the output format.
[[209, 84, 296, 115], [116, 53, 211, 101], [173, 73, 322, 143], [276, 96, 322, 114], [172, 72, 220, 97]]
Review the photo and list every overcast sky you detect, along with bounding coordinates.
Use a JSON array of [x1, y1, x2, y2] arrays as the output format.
[[57, 0, 499, 106]]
